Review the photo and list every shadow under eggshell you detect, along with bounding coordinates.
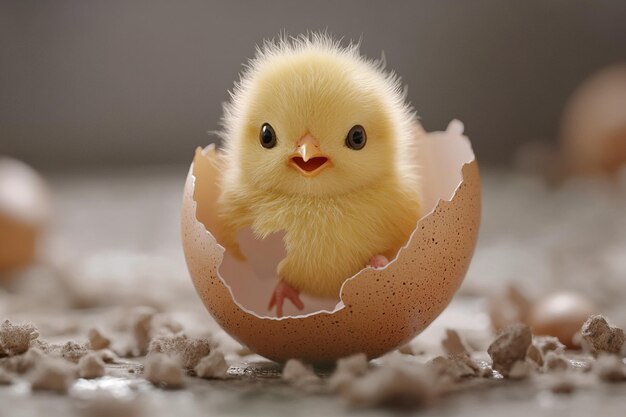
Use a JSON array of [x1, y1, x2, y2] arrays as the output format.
[[181, 120, 480, 364]]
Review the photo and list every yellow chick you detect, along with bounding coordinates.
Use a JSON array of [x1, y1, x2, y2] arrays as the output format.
[[217, 34, 422, 316]]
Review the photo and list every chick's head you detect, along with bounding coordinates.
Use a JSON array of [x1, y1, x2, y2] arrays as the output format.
[[220, 35, 418, 197]]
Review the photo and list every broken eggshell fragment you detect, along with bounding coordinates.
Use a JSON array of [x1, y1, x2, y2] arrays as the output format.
[[181, 120, 480, 364]]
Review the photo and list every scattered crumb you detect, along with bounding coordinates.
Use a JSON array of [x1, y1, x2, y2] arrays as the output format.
[[594, 353, 626, 382], [328, 353, 369, 391], [341, 363, 436, 408], [194, 350, 229, 379], [148, 334, 212, 369], [544, 351, 569, 372], [442, 329, 470, 356], [150, 315, 184, 338], [0, 320, 39, 356], [131, 307, 156, 356], [281, 359, 320, 386], [527, 344, 543, 366], [508, 360, 532, 380], [0, 347, 45, 374], [487, 285, 531, 332], [62, 341, 89, 363], [95, 349, 121, 364], [78, 352, 105, 379], [88, 328, 111, 350], [143, 353, 184, 389], [533, 335, 565, 355], [487, 324, 532, 377], [29, 357, 77, 393], [429, 355, 477, 381], [31, 338, 63, 355], [581, 315, 625, 356]]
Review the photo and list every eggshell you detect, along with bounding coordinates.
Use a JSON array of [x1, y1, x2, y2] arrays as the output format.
[[0, 158, 50, 273], [181, 120, 480, 364], [529, 292, 597, 349], [561, 64, 626, 175]]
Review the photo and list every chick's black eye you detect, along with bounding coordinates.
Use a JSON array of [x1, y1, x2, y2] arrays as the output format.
[[260, 123, 277, 148], [345, 125, 366, 150]]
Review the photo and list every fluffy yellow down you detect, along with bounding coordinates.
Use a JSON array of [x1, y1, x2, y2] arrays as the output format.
[[217, 34, 422, 299]]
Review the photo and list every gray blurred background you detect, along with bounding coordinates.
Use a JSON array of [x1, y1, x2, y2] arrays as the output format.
[[1, 0, 626, 171]]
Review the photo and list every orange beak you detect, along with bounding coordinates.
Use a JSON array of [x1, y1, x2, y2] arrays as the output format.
[[289, 134, 331, 177]]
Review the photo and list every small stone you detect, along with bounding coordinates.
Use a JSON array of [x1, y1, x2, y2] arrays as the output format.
[[0, 347, 44, 374], [544, 351, 569, 372], [29, 357, 77, 393], [0, 320, 39, 356], [194, 351, 229, 379], [428, 355, 477, 380], [487, 324, 532, 377], [62, 341, 89, 363], [533, 335, 565, 355], [527, 344, 543, 366], [442, 329, 470, 356], [96, 349, 121, 364], [78, 352, 105, 379], [148, 334, 212, 369], [131, 307, 156, 356], [581, 315, 625, 356], [143, 353, 184, 389], [88, 329, 111, 350]]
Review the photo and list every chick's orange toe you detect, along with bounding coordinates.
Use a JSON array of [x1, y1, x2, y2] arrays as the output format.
[[268, 280, 305, 317]]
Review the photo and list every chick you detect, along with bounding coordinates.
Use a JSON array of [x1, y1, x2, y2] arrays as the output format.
[[217, 34, 422, 316]]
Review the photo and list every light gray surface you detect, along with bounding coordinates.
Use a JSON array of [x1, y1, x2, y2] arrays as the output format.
[[2, 1, 626, 169]]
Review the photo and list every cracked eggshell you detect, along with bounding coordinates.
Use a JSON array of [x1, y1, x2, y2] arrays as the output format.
[[0, 157, 50, 273], [181, 120, 480, 364]]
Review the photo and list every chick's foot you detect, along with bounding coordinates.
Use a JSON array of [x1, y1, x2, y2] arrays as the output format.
[[268, 280, 304, 318], [368, 254, 389, 269]]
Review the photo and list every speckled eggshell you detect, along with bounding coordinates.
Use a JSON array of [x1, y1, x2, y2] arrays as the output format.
[[181, 120, 481, 364]]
